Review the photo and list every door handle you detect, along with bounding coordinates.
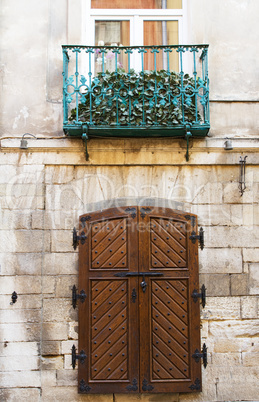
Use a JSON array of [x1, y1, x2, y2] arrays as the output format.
[[114, 272, 163, 293]]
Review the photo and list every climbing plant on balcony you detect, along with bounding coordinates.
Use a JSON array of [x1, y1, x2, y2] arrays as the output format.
[[69, 69, 203, 127]]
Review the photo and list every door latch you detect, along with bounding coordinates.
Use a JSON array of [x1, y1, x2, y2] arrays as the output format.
[[72, 345, 87, 369], [114, 272, 163, 293], [140, 276, 147, 293], [72, 285, 86, 309]]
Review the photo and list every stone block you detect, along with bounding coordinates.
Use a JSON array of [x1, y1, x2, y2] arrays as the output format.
[[209, 319, 258, 339], [41, 387, 113, 402], [0, 165, 17, 184], [0, 230, 50, 253], [199, 248, 242, 274], [41, 340, 61, 355], [0, 323, 40, 342], [0, 253, 42, 276], [4, 181, 44, 210], [68, 321, 78, 340], [243, 248, 259, 262], [192, 204, 231, 226], [0, 210, 31, 229], [201, 297, 240, 320], [115, 394, 179, 402], [241, 296, 258, 319], [199, 274, 230, 296], [61, 340, 78, 355], [41, 355, 63, 370], [0, 276, 41, 294], [0, 388, 40, 402], [201, 320, 208, 339], [45, 183, 84, 211], [43, 253, 78, 275], [242, 352, 259, 367], [0, 341, 39, 356], [0, 309, 41, 323], [230, 273, 248, 295], [249, 263, 259, 294], [42, 322, 68, 341], [0, 370, 41, 387], [0, 294, 41, 310], [216, 366, 259, 401], [0, 355, 40, 371], [192, 182, 223, 204], [45, 165, 74, 184], [55, 275, 78, 298], [43, 298, 76, 322], [42, 276, 56, 295], [64, 353, 74, 370], [41, 370, 56, 387], [32, 210, 79, 230], [212, 352, 241, 366], [213, 338, 257, 354], [223, 181, 254, 204], [205, 226, 259, 248], [56, 369, 77, 386], [230, 204, 243, 225], [51, 230, 73, 252]]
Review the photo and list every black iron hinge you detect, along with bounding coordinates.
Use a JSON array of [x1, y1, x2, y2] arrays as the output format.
[[73, 227, 87, 250], [72, 345, 87, 369], [72, 285, 86, 309], [192, 343, 208, 368], [189, 227, 204, 250], [191, 284, 206, 308]]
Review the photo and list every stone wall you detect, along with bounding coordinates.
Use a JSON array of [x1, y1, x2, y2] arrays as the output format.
[[0, 143, 258, 401]]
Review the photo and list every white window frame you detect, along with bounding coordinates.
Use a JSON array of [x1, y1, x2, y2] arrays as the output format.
[[82, 0, 188, 46]]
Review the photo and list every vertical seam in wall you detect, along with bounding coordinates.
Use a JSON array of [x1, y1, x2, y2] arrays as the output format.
[[39, 165, 46, 399]]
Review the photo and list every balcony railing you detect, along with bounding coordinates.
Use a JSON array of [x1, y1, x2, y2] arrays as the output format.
[[62, 45, 210, 160]]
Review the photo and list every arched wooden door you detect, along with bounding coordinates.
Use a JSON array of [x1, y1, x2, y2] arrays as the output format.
[[75, 206, 202, 394]]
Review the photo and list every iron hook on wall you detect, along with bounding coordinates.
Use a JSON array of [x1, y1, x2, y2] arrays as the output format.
[[239, 156, 247, 196]]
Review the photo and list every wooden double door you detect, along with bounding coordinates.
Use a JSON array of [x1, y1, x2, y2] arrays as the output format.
[[77, 206, 201, 394]]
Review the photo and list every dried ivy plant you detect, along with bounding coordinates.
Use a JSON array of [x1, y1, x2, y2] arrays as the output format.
[[69, 69, 203, 126]]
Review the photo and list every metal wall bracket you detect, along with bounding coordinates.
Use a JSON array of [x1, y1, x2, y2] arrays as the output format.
[[189, 227, 204, 249], [72, 285, 86, 309], [73, 227, 87, 250], [10, 291, 18, 305], [192, 284, 206, 308], [239, 155, 247, 196], [192, 343, 208, 368], [185, 125, 192, 161], [72, 345, 87, 369]]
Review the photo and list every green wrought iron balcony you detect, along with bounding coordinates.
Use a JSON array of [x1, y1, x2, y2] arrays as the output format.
[[62, 44, 209, 160]]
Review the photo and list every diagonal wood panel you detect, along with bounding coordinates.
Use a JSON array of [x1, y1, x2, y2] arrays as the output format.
[[150, 218, 187, 268], [151, 279, 189, 380], [90, 279, 128, 380], [91, 218, 127, 269]]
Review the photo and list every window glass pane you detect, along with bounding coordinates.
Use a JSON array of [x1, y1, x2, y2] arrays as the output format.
[[143, 20, 179, 71], [91, 0, 182, 9], [95, 21, 130, 72]]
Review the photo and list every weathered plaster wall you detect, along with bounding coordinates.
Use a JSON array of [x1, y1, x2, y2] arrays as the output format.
[[0, 0, 259, 136]]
